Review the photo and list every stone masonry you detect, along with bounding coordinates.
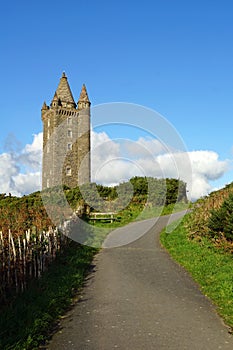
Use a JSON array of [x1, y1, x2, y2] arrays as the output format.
[[41, 73, 91, 189]]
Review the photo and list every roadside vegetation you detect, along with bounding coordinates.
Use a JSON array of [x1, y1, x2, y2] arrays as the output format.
[[0, 176, 188, 349], [161, 182, 233, 331], [2, 178, 233, 347], [0, 177, 188, 235], [0, 240, 97, 349], [68, 176, 188, 228]]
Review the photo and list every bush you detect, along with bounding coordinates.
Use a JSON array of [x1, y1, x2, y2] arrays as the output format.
[[208, 193, 233, 241]]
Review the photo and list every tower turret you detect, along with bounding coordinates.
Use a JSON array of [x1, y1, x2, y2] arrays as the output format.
[[41, 102, 49, 120], [41, 101, 48, 110], [77, 84, 91, 110], [50, 92, 60, 108], [77, 84, 91, 185]]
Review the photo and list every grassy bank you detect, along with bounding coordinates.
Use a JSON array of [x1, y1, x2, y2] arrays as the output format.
[[0, 241, 98, 350], [160, 216, 233, 331], [88, 202, 190, 229]]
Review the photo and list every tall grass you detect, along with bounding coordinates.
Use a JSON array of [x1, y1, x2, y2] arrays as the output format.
[[0, 240, 97, 350]]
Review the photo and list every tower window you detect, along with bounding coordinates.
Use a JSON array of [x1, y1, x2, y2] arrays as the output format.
[[67, 129, 72, 137], [66, 166, 72, 176], [67, 143, 72, 151], [47, 179, 50, 188], [67, 117, 72, 125], [48, 119, 50, 127]]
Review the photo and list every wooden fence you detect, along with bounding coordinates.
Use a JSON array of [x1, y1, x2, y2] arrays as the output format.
[[0, 227, 68, 303]]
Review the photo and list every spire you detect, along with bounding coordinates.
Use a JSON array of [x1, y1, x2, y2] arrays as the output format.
[[77, 84, 90, 110], [78, 84, 90, 103], [53, 72, 76, 108], [41, 101, 48, 111], [50, 92, 60, 107]]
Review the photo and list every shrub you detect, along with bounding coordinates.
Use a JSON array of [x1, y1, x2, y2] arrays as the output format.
[[208, 193, 233, 241]]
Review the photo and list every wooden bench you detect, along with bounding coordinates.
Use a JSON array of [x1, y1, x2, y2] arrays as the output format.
[[89, 212, 117, 223]]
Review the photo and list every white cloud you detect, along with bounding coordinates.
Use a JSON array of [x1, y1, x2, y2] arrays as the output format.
[[188, 150, 228, 180], [0, 129, 230, 200], [0, 153, 20, 195], [19, 133, 43, 171], [91, 131, 121, 183], [187, 151, 229, 199], [91, 132, 230, 201], [13, 172, 41, 195], [0, 133, 42, 196], [124, 137, 168, 157]]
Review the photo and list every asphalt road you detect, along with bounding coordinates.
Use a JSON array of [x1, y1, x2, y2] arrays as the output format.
[[47, 212, 233, 349]]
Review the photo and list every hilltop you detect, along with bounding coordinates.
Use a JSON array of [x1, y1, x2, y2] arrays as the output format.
[[0, 176, 188, 236]]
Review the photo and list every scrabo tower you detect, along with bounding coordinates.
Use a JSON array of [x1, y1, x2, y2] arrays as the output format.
[[41, 73, 91, 189]]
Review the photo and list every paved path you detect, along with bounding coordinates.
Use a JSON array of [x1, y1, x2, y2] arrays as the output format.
[[48, 212, 233, 349]]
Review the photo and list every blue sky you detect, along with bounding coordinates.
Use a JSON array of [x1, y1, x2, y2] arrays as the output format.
[[0, 0, 233, 198]]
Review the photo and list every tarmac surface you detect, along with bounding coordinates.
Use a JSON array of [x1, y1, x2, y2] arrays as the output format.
[[47, 212, 233, 349]]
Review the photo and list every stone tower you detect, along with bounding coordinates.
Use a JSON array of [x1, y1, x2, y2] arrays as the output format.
[[41, 72, 91, 189]]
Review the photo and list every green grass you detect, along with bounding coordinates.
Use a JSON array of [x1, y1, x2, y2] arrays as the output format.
[[88, 202, 190, 229], [0, 241, 98, 350], [85, 202, 190, 248], [139, 202, 190, 220], [160, 216, 233, 330]]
